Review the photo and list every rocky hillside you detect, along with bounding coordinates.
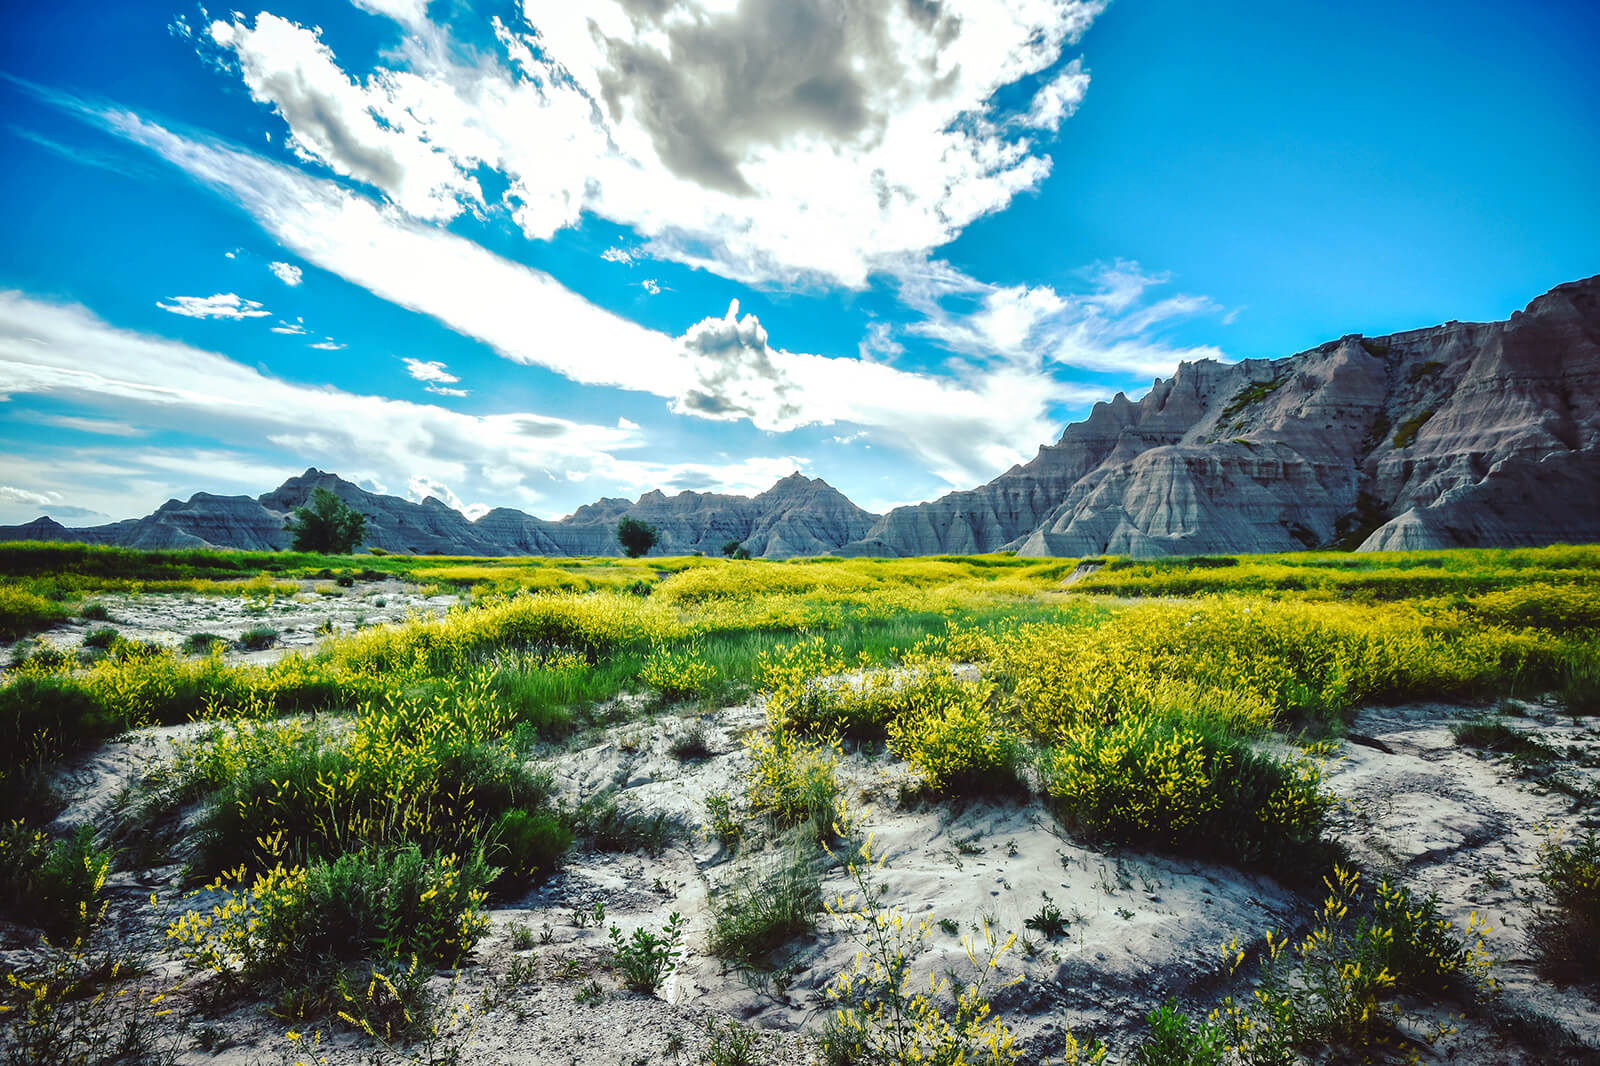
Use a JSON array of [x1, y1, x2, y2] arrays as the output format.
[[5, 276, 1597, 558], [840, 274, 1600, 556], [0, 469, 878, 559]]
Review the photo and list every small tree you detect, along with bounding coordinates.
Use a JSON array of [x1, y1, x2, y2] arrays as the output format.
[[286, 487, 368, 554], [721, 540, 744, 557], [616, 516, 660, 558]]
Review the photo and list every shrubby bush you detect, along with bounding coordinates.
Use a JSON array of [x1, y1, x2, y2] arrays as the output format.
[[168, 846, 490, 1020]]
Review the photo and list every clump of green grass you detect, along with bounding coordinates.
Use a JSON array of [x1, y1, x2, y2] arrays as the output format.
[[1451, 717, 1559, 762], [81, 626, 119, 649], [78, 602, 111, 622], [709, 850, 822, 969], [182, 632, 228, 655], [236, 626, 277, 650], [565, 793, 684, 856], [669, 719, 714, 761]]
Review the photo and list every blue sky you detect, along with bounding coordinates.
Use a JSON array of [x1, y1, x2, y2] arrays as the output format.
[[1, 0, 1595, 525]]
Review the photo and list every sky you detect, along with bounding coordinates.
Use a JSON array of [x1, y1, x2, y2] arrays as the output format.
[[1, 0, 1596, 526]]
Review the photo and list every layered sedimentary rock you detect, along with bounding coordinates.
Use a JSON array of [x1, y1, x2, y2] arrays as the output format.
[[842, 275, 1600, 557]]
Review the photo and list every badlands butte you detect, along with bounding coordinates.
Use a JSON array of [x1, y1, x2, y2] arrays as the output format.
[[9, 274, 1599, 557]]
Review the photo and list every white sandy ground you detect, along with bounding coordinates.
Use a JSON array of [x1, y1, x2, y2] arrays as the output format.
[[5, 687, 1600, 1064], [4, 579, 462, 667]]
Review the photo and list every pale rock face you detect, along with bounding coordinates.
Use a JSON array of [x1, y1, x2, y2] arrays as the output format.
[[846, 275, 1600, 557], [6, 278, 1598, 559]]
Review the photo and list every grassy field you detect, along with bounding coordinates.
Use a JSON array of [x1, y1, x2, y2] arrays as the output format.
[[1, 541, 1597, 1064]]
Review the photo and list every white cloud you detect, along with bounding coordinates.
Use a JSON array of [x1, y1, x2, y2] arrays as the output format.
[[199, 1, 1109, 288], [617, 417, 639, 431], [22, 412, 147, 437], [0, 484, 56, 507], [402, 357, 458, 384], [156, 292, 271, 319], [209, 13, 483, 222], [271, 317, 310, 335], [0, 290, 819, 520], [90, 112, 1124, 486], [310, 338, 346, 350], [424, 384, 468, 397], [1022, 58, 1091, 131], [641, 279, 660, 295], [601, 247, 635, 266], [900, 259, 1229, 380], [268, 260, 303, 285]]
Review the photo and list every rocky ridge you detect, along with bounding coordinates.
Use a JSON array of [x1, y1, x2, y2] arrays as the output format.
[[841, 274, 1600, 556], [0, 469, 878, 560], [5, 276, 1597, 558]]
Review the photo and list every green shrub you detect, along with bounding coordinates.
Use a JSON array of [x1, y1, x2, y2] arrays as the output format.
[[78, 602, 110, 622], [608, 912, 684, 994], [1391, 409, 1434, 448], [709, 851, 821, 969], [0, 676, 124, 811], [886, 681, 1023, 795], [0, 823, 112, 940], [237, 626, 277, 650], [81, 627, 118, 649], [1528, 830, 1600, 985], [1134, 999, 1224, 1066], [169, 846, 490, 1021], [489, 807, 572, 890]]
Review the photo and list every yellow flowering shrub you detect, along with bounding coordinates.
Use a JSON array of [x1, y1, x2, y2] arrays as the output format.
[[885, 680, 1018, 793], [746, 715, 842, 828], [1044, 718, 1334, 874], [638, 642, 716, 699]]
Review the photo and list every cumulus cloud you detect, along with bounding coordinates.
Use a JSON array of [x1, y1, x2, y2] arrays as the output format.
[[641, 279, 660, 295], [601, 247, 636, 265], [156, 292, 270, 319], [310, 338, 346, 350], [199, 0, 1107, 287], [271, 317, 310, 335], [268, 260, 302, 285], [1022, 58, 1091, 131], [402, 357, 458, 384], [672, 299, 803, 427]]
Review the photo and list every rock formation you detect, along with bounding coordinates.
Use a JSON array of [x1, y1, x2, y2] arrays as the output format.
[[5, 276, 1597, 558], [0, 469, 878, 560], [843, 274, 1600, 556]]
